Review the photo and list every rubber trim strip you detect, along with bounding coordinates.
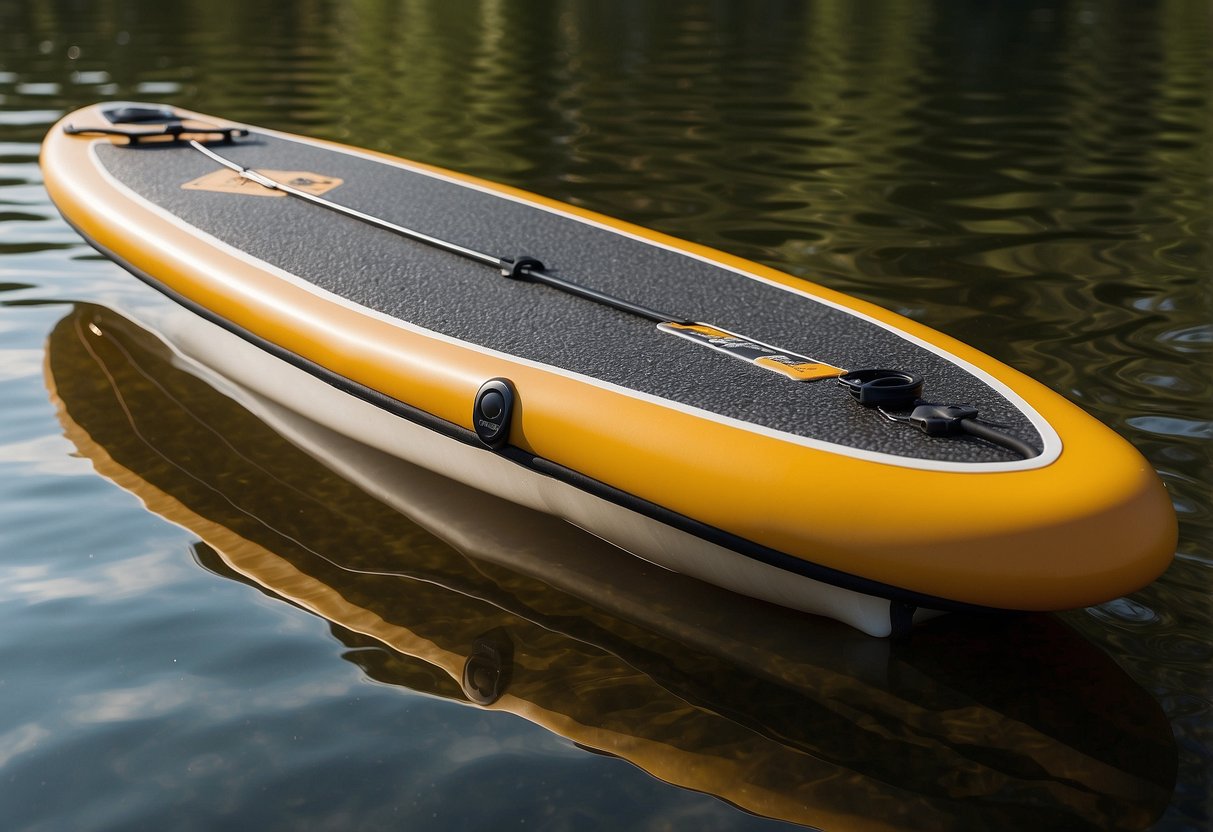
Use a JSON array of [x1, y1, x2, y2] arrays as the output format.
[[64, 216, 1010, 619]]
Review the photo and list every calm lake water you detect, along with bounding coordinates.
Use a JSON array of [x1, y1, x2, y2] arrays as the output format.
[[1, 1, 1210, 830]]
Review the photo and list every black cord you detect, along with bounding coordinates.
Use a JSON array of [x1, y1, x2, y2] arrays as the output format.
[[886, 403, 1041, 460], [960, 419, 1040, 459], [183, 141, 1043, 461]]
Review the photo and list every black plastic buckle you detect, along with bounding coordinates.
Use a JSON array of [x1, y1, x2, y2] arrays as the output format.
[[908, 403, 979, 436], [499, 255, 545, 280]]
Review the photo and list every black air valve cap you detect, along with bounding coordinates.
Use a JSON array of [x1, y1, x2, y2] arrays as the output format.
[[473, 378, 515, 449]]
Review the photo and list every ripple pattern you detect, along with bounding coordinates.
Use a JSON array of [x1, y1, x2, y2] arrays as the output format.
[[0, 1, 1210, 830]]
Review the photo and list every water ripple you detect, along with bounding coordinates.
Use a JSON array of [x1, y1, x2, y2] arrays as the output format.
[[0, 1, 1208, 830]]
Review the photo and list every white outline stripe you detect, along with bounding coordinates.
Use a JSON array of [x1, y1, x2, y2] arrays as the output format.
[[85, 135, 1061, 472], [249, 125, 1062, 466]]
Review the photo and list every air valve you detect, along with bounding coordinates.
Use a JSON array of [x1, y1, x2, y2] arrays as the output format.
[[473, 378, 515, 449]]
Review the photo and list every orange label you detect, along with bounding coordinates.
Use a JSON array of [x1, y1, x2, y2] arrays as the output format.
[[754, 356, 844, 381], [667, 323, 733, 339], [658, 321, 844, 383]]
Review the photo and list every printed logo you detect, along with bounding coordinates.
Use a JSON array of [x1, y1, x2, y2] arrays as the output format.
[[182, 169, 343, 197]]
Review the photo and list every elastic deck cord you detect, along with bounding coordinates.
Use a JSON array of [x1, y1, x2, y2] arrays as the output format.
[[960, 418, 1041, 459], [181, 137, 1040, 460]]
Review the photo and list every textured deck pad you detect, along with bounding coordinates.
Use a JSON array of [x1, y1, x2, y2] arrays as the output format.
[[96, 135, 1043, 463]]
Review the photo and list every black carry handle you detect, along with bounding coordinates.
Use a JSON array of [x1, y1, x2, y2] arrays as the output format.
[[100, 102, 180, 124], [65, 102, 249, 144], [63, 122, 249, 146]]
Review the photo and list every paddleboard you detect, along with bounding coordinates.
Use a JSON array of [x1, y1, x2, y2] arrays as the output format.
[[40, 102, 1177, 635]]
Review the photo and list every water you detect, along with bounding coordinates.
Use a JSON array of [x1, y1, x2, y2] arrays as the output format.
[[1, 1, 1210, 829]]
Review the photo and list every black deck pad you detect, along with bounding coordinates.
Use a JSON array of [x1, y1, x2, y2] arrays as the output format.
[[96, 135, 1044, 463]]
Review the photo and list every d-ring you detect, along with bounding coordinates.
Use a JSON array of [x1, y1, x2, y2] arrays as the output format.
[[837, 368, 924, 409]]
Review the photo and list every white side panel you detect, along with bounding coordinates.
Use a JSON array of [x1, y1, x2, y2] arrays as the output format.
[[129, 301, 931, 637]]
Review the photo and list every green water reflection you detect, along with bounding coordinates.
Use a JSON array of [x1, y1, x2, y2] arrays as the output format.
[[1, 1, 1209, 829], [46, 302, 1178, 831]]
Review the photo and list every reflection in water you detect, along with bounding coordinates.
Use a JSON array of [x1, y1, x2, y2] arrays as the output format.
[[3, 0, 1208, 827], [46, 304, 1176, 831]]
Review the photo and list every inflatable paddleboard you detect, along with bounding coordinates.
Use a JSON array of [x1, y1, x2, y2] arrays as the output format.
[[41, 102, 1177, 635], [44, 302, 1176, 831]]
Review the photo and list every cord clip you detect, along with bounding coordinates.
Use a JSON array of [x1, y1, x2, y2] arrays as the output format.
[[500, 256, 545, 280]]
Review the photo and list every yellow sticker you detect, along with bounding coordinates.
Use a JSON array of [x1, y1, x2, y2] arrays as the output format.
[[667, 323, 734, 339], [658, 321, 844, 383], [182, 169, 343, 198], [754, 356, 844, 381]]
